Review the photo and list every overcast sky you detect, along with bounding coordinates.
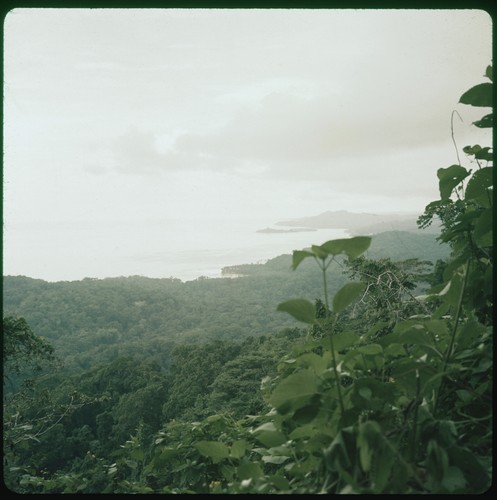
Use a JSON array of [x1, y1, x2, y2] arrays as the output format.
[[2, 8, 493, 279]]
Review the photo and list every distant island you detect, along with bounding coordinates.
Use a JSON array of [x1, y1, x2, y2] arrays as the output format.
[[256, 227, 317, 234], [274, 210, 441, 235]]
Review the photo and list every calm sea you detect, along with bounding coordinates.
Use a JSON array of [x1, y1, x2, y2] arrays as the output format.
[[5, 218, 349, 282]]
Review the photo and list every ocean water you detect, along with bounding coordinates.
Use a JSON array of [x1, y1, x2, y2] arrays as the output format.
[[127, 220, 349, 281], [5, 218, 349, 282]]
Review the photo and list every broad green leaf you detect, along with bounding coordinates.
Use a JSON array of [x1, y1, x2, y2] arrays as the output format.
[[427, 439, 449, 483], [485, 65, 493, 81], [292, 400, 321, 424], [269, 369, 320, 412], [277, 299, 316, 324], [465, 167, 493, 206], [341, 348, 363, 369], [455, 317, 487, 350], [195, 440, 230, 462], [320, 236, 371, 260], [262, 455, 289, 464], [255, 430, 287, 447], [297, 352, 328, 372], [230, 440, 247, 459], [392, 319, 421, 334], [268, 474, 290, 491], [456, 389, 472, 403], [357, 421, 382, 472], [474, 147, 493, 161], [356, 343, 383, 356], [325, 427, 357, 471], [389, 359, 424, 389], [441, 466, 468, 492], [253, 422, 278, 433], [384, 343, 406, 357], [333, 331, 361, 351], [289, 424, 323, 441], [130, 449, 144, 461], [459, 82, 493, 107], [399, 325, 443, 358], [332, 282, 365, 314], [443, 267, 466, 309], [462, 144, 482, 155], [399, 324, 433, 345], [267, 444, 292, 456], [437, 165, 470, 200], [155, 447, 181, 467], [220, 463, 235, 481], [311, 244, 329, 260], [359, 387, 372, 400], [292, 249, 314, 270], [474, 208, 493, 247], [237, 462, 264, 480], [424, 319, 449, 340], [372, 447, 395, 492], [473, 113, 493, 128], [352, 378, 397, 408]]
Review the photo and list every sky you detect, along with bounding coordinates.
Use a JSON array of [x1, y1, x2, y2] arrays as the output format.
[[2, 8, 493, 281]]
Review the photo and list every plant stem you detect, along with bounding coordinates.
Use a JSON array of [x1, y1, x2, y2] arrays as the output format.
[[451, 110, 463, 167], [408, 369, 420, 464], [321, 259, 345, 418], [434, 259, 470, 415], [442, 260, 469, 371], [329, 316, 345, 417], [321, 259, 330, 311]]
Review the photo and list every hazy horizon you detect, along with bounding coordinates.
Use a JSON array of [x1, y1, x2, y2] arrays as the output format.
[[3, 8, 492, 281]]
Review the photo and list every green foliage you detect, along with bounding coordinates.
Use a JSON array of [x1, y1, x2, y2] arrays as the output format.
[[437, 165, 470, 201], [1, 266, 329, 374], [3, 230, 448, 378], [162, 341, 242, 422], [4, 67, 491, 494], [332, 282, 365, 314], [207, 351, 277, 416], [237, 66, 492, 494], [273, 66, 492, 493], [3, 315, 56, 383], [459, 82, 492, 107], [341, 256, 434, 339], [291, 235, 372, 270], [277, 299, 316, 324]]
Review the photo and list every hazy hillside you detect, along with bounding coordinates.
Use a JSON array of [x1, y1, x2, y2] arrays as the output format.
[[363, 229, 449, 260], [274, 210, 442, 235], [3, 229, 449, 376], [223, 229, 450, 277]]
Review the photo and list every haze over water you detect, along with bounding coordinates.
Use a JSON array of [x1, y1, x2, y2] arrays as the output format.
[[3, 10, 491, 284], [7, 217, 348, 282]]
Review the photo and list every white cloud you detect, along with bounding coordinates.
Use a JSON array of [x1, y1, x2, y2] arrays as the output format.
[[3, 8, 492, 280], [112, 128, 166, 174], [111, 82, 472, 182]]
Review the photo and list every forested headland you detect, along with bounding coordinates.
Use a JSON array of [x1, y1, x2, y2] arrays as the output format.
[[3, 68, 492, 494]]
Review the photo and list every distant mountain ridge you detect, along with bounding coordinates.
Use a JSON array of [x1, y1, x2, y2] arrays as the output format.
[[276, 210, 441, 235]]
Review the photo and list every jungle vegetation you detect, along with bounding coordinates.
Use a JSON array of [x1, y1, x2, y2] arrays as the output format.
[[3, 67, 492, 494]]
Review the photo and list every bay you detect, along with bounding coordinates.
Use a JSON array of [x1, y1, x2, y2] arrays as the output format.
[[4, 218, 349, 282]]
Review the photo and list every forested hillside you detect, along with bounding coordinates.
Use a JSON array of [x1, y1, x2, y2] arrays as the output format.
[[3, 69, 492, 494], [2, 228, 450, 492], [3, 230, 447, 376]]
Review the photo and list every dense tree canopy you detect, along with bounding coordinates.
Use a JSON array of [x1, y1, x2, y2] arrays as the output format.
[[3, 315, 55, 383]]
